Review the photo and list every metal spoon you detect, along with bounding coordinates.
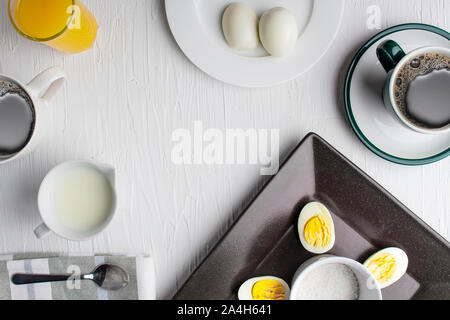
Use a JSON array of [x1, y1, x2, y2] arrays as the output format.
[[11, 263, 129, 291]]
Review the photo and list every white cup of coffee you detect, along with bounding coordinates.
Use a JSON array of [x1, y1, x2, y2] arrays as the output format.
[[0, 67, 66, 163], [36, 161, 117, 241], [377, 41, 450, 135]]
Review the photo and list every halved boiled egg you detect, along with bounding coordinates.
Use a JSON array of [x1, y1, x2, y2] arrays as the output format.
[[298, 202, 335, 254], [363, 247, 408, 289], [238, 276, 290, 300]]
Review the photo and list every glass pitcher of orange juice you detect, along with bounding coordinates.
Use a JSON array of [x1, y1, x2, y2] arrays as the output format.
[[8, 0, 98, 54]]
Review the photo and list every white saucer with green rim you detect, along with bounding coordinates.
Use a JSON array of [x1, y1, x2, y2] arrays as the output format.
[[344, 23, 450, 165], [166, 0, 344, 88]]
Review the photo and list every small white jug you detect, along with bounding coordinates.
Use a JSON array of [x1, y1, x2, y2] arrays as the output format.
[[35, 160, 117, 241], [0, 67, 66, 164]]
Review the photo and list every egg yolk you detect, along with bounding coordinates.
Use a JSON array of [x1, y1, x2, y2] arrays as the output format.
[[303, 215, 332, 248], [251, 279, 286, 300], [367, 253, 397, 283]]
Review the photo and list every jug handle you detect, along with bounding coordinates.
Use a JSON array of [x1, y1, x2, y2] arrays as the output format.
[[95, 163, 116, 187], [26, 66, 66, 101]]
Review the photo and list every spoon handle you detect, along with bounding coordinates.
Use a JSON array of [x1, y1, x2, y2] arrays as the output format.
[[11, 273, 73, 285]]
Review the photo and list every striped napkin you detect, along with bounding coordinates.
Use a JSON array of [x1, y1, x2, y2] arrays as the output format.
[[0, 254, 155, 300]]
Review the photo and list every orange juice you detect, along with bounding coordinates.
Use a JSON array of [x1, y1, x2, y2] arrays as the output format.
[[9, 0, 98, 54]]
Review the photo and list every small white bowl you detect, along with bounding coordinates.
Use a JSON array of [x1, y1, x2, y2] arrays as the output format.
[[290, 255, 382, 300]]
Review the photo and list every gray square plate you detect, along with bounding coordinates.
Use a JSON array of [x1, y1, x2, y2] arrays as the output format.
[[174, 133, 450, 300]]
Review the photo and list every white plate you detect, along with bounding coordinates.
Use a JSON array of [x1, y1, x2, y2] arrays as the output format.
[[165, 0, 344, 87], [344, 24, 450, 165]]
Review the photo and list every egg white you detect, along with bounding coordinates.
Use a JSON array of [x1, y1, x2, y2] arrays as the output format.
[[363, 247, 408, 289], [222, 3, 259, 51], [298, 202, 335, 254], [259, 7, 299, 57], [238, 276, 290, 300]]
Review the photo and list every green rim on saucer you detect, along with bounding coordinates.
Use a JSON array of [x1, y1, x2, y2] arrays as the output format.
[[344, 23, 450, 166]]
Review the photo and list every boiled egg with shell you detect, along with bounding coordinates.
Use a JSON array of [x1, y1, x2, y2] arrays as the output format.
[[222, 3, 259, 51], [298, 201, 335, 254], [238, 276, 290, 300], [363, 247, 408, 289], [259, 7, 299, 57]]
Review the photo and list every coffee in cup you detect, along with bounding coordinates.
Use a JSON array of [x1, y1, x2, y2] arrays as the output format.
[[393, 52, 450, 130], [377, 41, 450, 134]]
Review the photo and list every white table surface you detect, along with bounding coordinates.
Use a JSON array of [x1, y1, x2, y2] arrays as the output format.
[[0, 0, 448, 299]]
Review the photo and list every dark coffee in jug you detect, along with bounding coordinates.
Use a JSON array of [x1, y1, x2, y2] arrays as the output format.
[[0, 80, 35, 157]]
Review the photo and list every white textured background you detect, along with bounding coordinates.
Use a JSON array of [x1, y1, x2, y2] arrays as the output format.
[[0, 0, 448, 299]]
